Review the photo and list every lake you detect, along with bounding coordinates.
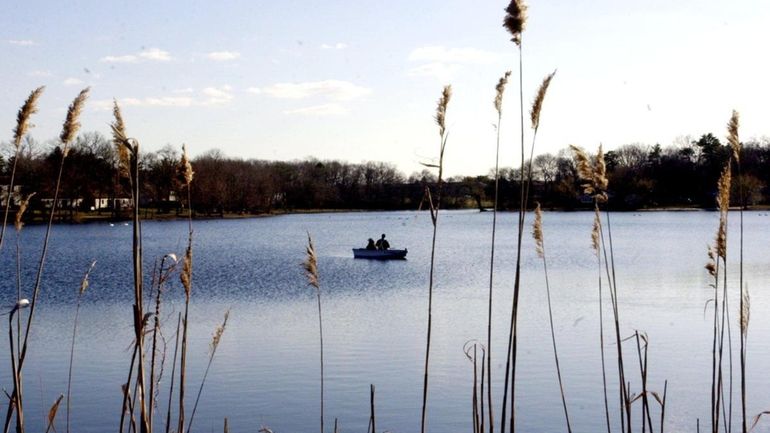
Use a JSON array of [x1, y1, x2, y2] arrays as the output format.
[[0, 210, 769, 433]]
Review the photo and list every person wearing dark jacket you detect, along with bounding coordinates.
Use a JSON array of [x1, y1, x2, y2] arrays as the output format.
[[375, 234, 390, 250]]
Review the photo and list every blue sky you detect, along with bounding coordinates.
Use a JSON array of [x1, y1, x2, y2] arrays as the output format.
[[2, 0, 769, 176]]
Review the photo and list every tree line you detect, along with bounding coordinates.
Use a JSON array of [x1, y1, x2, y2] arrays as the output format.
[[1, 131, 769, 219]]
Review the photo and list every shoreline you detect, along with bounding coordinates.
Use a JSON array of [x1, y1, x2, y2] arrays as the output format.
[[16, 204, 770, 226]]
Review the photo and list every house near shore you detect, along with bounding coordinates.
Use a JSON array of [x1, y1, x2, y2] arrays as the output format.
[[40, 198, 84, 209], [0, 185, 23, 207], [91, 196, 133, 211]]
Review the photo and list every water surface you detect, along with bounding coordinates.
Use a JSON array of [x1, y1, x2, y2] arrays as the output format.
[[1, 210, 768, 433]]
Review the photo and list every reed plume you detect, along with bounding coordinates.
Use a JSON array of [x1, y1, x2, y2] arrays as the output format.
[[112, 101, 131, 179], [494, 71, 512, 115], [12, 87, 45, 149], [186, 310, 230, 433], [2, 87, 45, 252], [422, 85, 451, 433], [530, 71, 556, 131], [180, 144, 195, 185], [715, 165, 731, 259], [727, 110, 740, 163], [13, 194, 34, 233], [303, 234, 324, 433], [44, 395, 64, 433], [60, 87, 90, 155], [591, 208, 601, 255], [502, 0, 527, 45], [435, 85, 452, 138]]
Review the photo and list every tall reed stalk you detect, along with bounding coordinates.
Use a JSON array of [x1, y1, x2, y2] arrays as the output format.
[[165, 313, 182, 433], [420, 85, 451, 433], [148, 254, 177, 432], [726, 110, 748, 433], [303, 234, 324, 433], [177, 144, 195, 433], [593, 208, 612, 433], [498, 2, 526, 431], [187, 310, 230, 433], [5, 88, 89, 433], [66, 260, 96, 433], [572, 144, 633, 433], [486, 70, 510, 433], [532, 203, 571, 432], [111, 99, 151, 433]]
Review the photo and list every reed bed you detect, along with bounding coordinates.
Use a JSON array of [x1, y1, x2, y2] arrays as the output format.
[[0, 4, 765, 433]]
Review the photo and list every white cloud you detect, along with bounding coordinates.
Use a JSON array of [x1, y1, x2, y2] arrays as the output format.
[[173, 87, 195, 94], [8, 39, 36, 46], [202, 86, 234, 104], [283, 103, 348, 116], [100, 54, 138, 63], [139, 47, 172, 61], [93, 86, 233, 110], [321, 43, 348, 50], [207, 51, 241, 61], [408, 46, 500, 64], [246, 87, 262, 94], [261, 80, 370, 101], [28, 70, 52, 77], [144, 96, 194, 107], [407, 62, 460, 82], [100, 47, 171, 63], [63, 77, 84, 86]]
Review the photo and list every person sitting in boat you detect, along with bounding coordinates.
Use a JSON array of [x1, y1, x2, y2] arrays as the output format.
[[366, 238, 376, 250], [375, 234, 390, 250]]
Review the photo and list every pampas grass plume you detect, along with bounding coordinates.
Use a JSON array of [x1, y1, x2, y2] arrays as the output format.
[[503, 0, 527, 45], [209, 309, 230, 353], [13, 87, 45, 149], [727, 110, 740, 163], [60, 88, 90, 150], [591, 208, 601, 255], [111, 100, 132, 177], [303, 233, 319, 289], [530, 71, 556, 130], [740, 285, 750, 336], [14, 193, 35, 232], [180, 144, 195, 185], [494, 71, 512, 115], [533, 202, 544, 258], [181, 238, 193, 299], [716, 164, 731, 258], [435, 85, 452, 138]]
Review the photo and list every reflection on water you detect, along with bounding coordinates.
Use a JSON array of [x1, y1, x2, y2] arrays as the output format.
[[0, 210, 769, 432]]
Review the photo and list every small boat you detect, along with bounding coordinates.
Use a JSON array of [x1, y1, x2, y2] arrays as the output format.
[[352, 248, 408, 260]]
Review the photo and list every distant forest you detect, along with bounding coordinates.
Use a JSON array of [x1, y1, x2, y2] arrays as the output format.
[[2, 131, 769, 218]]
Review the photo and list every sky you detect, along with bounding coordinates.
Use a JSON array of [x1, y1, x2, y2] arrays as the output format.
[[1, 0, 769, 177]]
